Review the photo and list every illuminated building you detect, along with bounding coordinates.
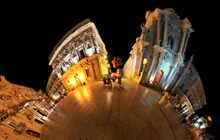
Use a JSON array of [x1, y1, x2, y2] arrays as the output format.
[[0, 75, 50, 139], [123, 8, 206, 116], [46, 19, 108, 100]]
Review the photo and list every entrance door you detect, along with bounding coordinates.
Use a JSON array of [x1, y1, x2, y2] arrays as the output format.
[[154, 70, 163, 87]]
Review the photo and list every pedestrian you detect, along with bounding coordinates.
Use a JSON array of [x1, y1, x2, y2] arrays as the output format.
[[117, 76, 122, 84], [107, 74, 112, 88], [162, 94, 178, 112], [112, 75, 117, 82], [157, 92, 169, 105]]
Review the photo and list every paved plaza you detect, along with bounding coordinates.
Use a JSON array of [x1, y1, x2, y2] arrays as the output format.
[[41, 79, 187, 140]]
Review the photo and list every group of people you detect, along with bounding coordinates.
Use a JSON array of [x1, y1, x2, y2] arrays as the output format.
[[103, 74, 122, 88], [157, 91, 179, 112]]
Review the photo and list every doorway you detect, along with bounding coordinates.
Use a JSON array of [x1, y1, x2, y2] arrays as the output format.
[[154, 70, 163, 86]]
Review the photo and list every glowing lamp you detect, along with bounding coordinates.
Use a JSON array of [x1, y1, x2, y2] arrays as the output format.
[[52, 95, 58, 100], [208, 116, 212, 122], [143, 58, 148, 65]]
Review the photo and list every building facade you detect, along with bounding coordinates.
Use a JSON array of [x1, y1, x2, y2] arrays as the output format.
[[177, 65, 206, 117], [124, 8, 194, 91], [0, 75, 51, 139], [123, 8, 206, 117], [46, 19, 108, 101]]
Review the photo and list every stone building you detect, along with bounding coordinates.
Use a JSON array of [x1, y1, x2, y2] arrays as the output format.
[[0, 75, 51, 139], [46, 19, 108, 101], [176, 65, 206, 117], [123, 8, 206, 117]]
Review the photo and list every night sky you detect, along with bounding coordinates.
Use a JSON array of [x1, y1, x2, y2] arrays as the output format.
[[0, 1, 217, 136]]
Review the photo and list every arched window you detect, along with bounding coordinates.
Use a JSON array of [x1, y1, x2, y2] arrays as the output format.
[[168, 36, 174, 50]]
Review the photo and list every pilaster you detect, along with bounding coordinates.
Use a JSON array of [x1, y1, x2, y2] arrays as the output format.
[[145, 45, 157, 82], [171, 55, 194, 93]]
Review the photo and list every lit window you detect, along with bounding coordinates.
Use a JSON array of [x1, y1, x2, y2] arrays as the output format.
[[72, 57, 78, 64], [62, 67, 67, 72], [87, 47, 93, 56], [52, 94, 59, 100], [57, 73, 61, 79], [78, 74, 85, 80], [96, 48, 100, 53], [69, 79, 76, 85]]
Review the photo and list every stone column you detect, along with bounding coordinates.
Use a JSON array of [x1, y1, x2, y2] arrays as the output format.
[[156, 14, 162, 46], [161, 65, 173, 90], [171, 55, 194, 93], [164, 67, 178, 91], [162, 11, 169, 46], [145, 45, 157, 82], [179, 19, 188, 53], [182, 32, 189, 54], [151, 48, 163, 83]]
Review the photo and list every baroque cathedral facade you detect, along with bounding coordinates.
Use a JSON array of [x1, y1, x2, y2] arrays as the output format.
[[123, 8, 206, 117]]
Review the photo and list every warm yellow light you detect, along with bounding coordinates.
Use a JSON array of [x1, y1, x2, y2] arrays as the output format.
[[69, 79, 76, 85], [104, 55, 107, 59], [78, 74, 84, 80], [208, 116, 212, 122], [52, 95, 58, 100], [143, 58, 148, 65], [74, 91, 83, 102]]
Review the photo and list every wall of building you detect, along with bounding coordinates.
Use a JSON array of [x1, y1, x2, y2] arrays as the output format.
[[123, 8, 194, 91], [46, 19, 109, 100], [0, 75, 51, 139], [123, 8, 206, 117]]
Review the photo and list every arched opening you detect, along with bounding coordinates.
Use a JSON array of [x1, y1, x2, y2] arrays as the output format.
[[168, 36, 174, 50], [154, 70, 164, 86]]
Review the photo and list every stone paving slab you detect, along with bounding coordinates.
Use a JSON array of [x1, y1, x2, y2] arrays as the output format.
[[41, 79, 188, 140]]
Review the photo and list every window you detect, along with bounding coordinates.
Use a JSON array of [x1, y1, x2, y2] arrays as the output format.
[[168, 36, 174, 50], [88, 43, 92, 49], [79, 49, 85, 59], [8, 122, 19, 129], [36, 110, 47, 117], [34, 119, 44, 125], [26, 130, 40, 138], [87, 47, 93, 56]]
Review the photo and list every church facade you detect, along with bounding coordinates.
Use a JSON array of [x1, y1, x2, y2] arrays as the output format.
[[123, 8, 206, 116]]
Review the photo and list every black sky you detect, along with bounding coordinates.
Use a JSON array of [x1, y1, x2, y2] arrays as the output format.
[[0, 1, 217, 136]]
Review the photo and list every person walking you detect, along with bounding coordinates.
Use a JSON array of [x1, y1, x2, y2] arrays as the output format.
[[117, 76, 122, 84], [107, 74, 112, 88], [162, 94, 178, 112], [157, 92, 169, 105]]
